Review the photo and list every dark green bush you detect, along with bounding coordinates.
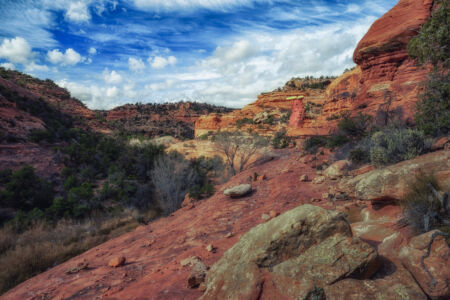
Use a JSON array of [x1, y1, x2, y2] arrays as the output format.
[[0, 166, 54, 211], [337, 112, 372, 139], [349, 148, 370, 164], [272, 129, 289, 149], [414, 71, 449, 136], [236, 118, 254, 128], [369, 128, 427, 166], [304, 136, 327, 154], [326, 134, 348, 148], [401, 173, 449, 233]]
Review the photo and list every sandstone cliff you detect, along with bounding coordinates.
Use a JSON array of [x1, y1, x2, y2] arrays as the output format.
[[196, 0, 434, 138]]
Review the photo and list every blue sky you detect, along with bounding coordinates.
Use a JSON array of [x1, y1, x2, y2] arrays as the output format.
[[0, 0, 397, 109]]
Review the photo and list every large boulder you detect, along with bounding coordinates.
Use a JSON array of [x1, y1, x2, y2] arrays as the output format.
[[399, 230, 450, 299], [324, 160, 351, 179], [338, 151, 450, 201], [200, 205, 378, 299], [223, 184, 252, 198]]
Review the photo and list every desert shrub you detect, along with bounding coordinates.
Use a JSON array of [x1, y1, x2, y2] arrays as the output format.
[[304, 136, 327, 154], [272, 129, 289, 149], [414, 71, 449, 136], [236, 118, 254, 128], [0, 166, 54, 211], [337, 112, 372, 139], [407, 0, 450, 136], [279, 110, 291, 123], [326, 134, 348, 148], [263, 115, 274, 125], [151, 153, 201, 215], [369, 128, 428, 166], [349, 148, 370, 164], [198, 133, 208, 140], [215, 131, 268, 175], [407, 0, 449, 68], [401, 173, 449, 233]]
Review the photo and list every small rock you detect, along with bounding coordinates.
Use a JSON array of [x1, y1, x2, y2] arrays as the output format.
[[225, 232, 233, 238], [324, 160, 351, 180], [206, 244, 216, 252], [431, 136, 450, 151], [322, 193, 330, 199], [66, 261, 89, 274], [108, 256, 126, 268], [223, 184, 252, 198], [312, 176, 326, 184], [269, 210, 279, 218], [181, 193, 195, 207], [261, 213, 271, 221], [299, 174, 309, 182], [258, 174, 267, 181]]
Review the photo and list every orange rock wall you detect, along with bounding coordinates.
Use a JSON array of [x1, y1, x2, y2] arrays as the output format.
[[196, 0, 434, 138]]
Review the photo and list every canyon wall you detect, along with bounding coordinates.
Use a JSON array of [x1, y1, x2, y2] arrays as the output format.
[[196, 0, 434, 137]]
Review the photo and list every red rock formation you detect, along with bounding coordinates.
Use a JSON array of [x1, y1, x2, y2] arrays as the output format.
[[288, 96, 305, 127], [199, 0, 434, 138]]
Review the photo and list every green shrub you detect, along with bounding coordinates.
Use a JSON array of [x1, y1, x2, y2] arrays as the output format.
[[407, 0, 449, 68], [236, 118, 254, 128], [401, 173, 449, 233], [0, 166, 54, 211], [272, 129, 289, 149], [337, 112, 372, 139], [349, 148, 369, 164], [369, 128, 427, 166], [304, 136, 327, 154], [326, 134, 348, 148], [414, 71, 449, 136]]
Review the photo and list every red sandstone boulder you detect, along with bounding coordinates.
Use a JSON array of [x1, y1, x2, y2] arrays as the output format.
[[200, 205, 378, 299], [108, 256, 126, 268], [324, 160, 351, 180], [338, 151, 450, 201], [399, 230, 450, 299]]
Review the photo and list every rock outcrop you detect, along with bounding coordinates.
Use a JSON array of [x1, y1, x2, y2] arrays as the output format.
[[399, 230, 450, 299], [200, 205, 378, 299], [337, 150, 450, 201], [196, 0, 434, 138]]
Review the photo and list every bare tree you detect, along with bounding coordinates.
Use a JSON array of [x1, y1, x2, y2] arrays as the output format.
[[214, 131, 268, 175], [151, 153, 199, 215]]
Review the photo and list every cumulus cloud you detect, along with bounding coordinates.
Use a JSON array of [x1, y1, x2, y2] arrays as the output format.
[[0, 37, 34, 64], [0, 62, 15, 70], [88, 47, 97, 55], [47, 48, 84, 66], [128, 57, 145, 72], [56, 79, 127, 109], [24, 62, 49, 73], [66, 2, 91, 23], [149, 55, 177, 69], [132, 0, 270, 11], [102, 69, 122, 84]]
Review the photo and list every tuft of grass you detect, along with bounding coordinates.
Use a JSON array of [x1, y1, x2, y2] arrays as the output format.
[[401, 173, 449, 234]]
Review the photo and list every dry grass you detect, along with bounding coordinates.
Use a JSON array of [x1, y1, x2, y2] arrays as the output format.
[[0, 208, 157, 295]]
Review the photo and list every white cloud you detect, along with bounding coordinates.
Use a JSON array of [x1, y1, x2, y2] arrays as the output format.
[[66, 2, 91, 23], [0, 62, 15, 70], [149, 55, 177, 69], [106, 86, 119, 98], [89, 47, 97, 55], [132, 0, 270, 11], [56, 79, 125, 109], [47, 48, 84, 66], [102, 69, 122, 84], [24, 62, 49, 72], [128, 57, 145, 72], [0, 37, 34, 64]]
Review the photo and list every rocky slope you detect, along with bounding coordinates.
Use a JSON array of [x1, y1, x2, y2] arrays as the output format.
[[0, 68, 232, 176], [3, 147, 449, 299], [196, 0, 433, 138], [104, 102, 232, 139]]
